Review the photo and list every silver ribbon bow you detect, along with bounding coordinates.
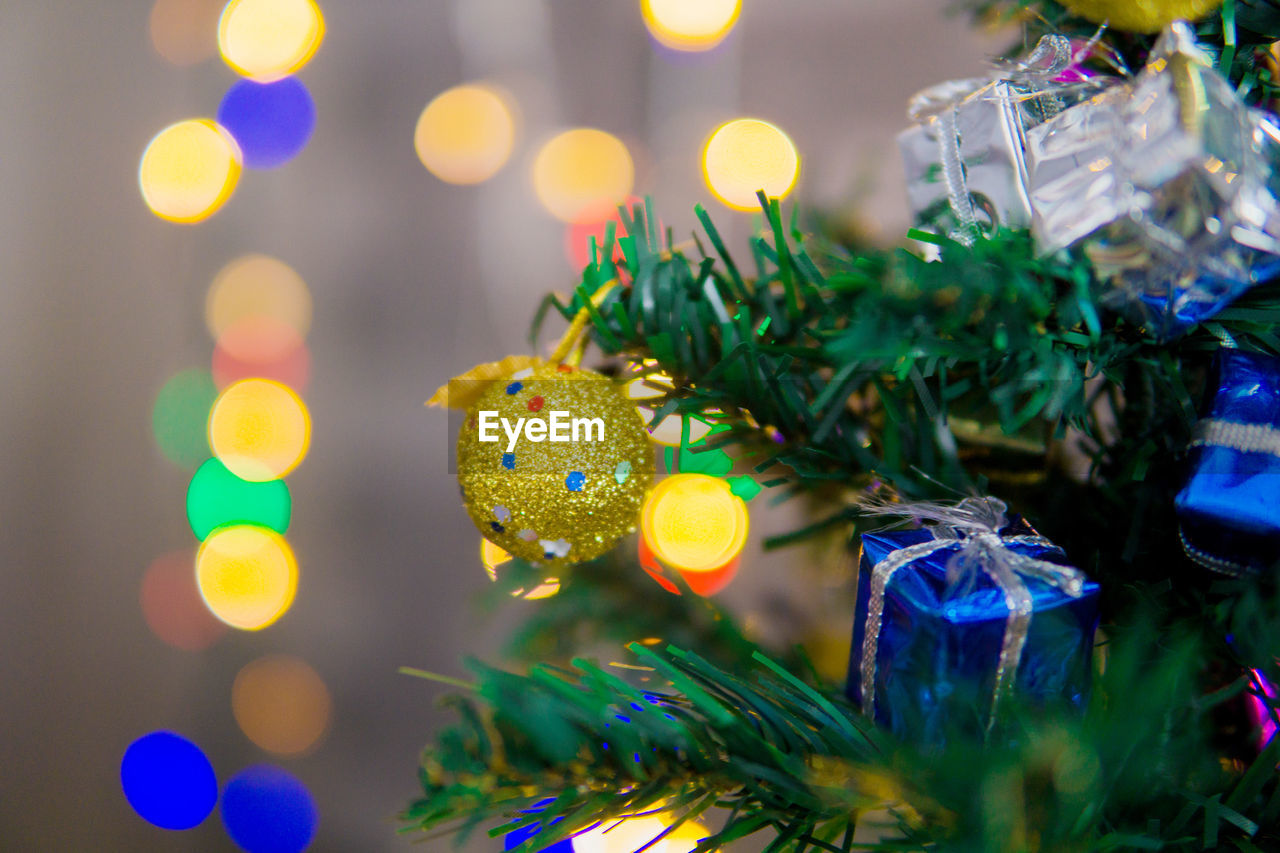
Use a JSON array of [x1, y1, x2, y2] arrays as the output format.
[[858, 496, 1087, 732]]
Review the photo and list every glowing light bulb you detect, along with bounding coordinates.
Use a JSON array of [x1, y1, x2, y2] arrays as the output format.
[[207, 253, 312, 341], [120, 732, 218, 830], [639, 535, 739, 596], [187, 456, 292, 540], [641, 473, 748, 572], [140, 550, 227, 651], [139, 119, 241, 223], [212, 316, 311, 391], [533, 128, 634, 223], [414, 83, 517, 185], [208, 378, 311, 482], [232, 655, 331, 755], [574, 813, 709, 853], [217, 76, 316, 169], [221, 765, 318, 853], [479, 539, 561, 599], [218, 0, 324, 81], [149, 0, 224, 66], [702, 118, 800, 211], [641, 0, 740, 52], [152, 368, 219, 469], [196, 524, 298, 630]]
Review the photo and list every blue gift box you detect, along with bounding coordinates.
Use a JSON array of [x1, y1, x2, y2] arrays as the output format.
[[1176, 349, 1280, 575], [847, 521, 1100, 742]]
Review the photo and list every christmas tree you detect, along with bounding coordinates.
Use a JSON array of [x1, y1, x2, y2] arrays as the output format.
[[407, 2, 1280, 850]]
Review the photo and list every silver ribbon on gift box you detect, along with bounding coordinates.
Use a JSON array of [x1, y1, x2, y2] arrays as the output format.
[[858, 496, 1087, 732], [1024, 22, 1280, 334], [900, 35, 1116, 245]]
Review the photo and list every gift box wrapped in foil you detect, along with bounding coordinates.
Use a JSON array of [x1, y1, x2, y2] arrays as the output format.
[[900, 35, 1115, 243], [847, 497, 1100, 742], [1024, 22, 1280, 338], [1176, 349, 1280, 575]]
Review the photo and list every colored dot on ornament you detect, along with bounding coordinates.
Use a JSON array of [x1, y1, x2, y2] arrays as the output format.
[[501, 453, 515, 470], [494, 505, 511, 522], [506, 381, 523, 394], [566, 471, 586, 491], [527, 396, 544, 412], [490, 521, 504, 533], [615, 460, 632, 484], [557, 364, 574, 373]]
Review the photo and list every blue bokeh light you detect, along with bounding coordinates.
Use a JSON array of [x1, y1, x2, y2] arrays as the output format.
[[120, 731, 218, 830], [217, 78, 316, 170], [221, 764, 318, 853]]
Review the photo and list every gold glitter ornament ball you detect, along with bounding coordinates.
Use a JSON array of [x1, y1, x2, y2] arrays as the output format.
[[456, 363, 654, 568], [1060, 0, 1222, 33]]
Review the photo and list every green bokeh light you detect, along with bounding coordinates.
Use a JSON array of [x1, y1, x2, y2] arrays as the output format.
[[152, 369, 219, 469], [186, 457, 292, 541]]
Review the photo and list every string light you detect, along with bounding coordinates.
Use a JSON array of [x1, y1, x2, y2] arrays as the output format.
[[574, 812, 709, 853], [196, 524, 298, 630], [641, 473, 749, 573], [639, 535, 739, 596], [702, 118, 800, 211], [641, 0, 741, 52], [533, 128, 634, 223], [186, 456, 292, 540], [232, 655, 331, 755], [480, 539, 561, 599], [220, 765, 318, 853], [207, 253, 312, 342], [149, 0, 224, 66], [207, 377, 311, 482], [414, 83, 517, 185], [120, 731, 218, 830], [152, 368, 219, 469], [218, 0, 325, 82], [140, 550, 227, 650], [217, 76, 317, 169], [139, 119, 241, 223], [212, 315, 311, 391]]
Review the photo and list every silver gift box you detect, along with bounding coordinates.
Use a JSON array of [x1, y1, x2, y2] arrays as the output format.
[[1024, 23, 1280, 335], [900, 73, 1113, 240]]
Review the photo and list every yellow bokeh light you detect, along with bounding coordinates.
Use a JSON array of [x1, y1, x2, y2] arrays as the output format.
[[702, 118, 800, 211], [414, 84, 517, 185], [218, 0, 325, 81], [641, 0, 741, 52], [533, 128, 634, 223], [232, 654, 331, 755], [196, 524, 298, 630], [642, 473, 748, 573], [208, 378, 311, 481], [574, 814, 709, 853], [207, 253, 312, 343], [149, 0, 225, 66], [479, 539, 560, 599], [139, 119, 241, 223]]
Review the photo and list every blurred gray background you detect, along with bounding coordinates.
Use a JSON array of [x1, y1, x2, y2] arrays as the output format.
[[0, 2, 1003, 849]]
